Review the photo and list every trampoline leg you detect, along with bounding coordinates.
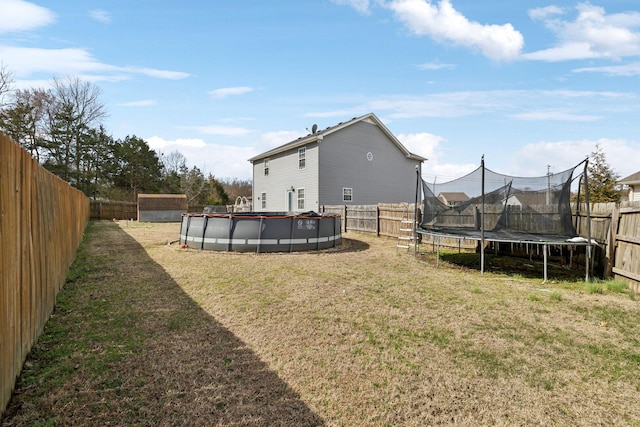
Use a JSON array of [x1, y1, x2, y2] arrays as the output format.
[[570, 245, 574, 269], [543, 244, 548, 284]]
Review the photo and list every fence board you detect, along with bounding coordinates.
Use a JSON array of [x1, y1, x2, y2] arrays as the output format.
[[1, 132, 89, 416], [612, 207, 640, 292], [90, 200, 137, 220]]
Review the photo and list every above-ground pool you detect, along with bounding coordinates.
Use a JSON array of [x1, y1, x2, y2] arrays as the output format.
[[179, 212, 342, 253]]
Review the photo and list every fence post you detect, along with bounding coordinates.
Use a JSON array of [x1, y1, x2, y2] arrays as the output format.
[[605, 204, 620, 279], [344, 205, 348, 232]]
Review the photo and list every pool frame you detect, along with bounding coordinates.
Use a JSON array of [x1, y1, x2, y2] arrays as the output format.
[[179, 212, 342, 253]]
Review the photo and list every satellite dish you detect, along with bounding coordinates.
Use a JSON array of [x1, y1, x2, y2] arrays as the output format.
[[312, 124, 318, 134]]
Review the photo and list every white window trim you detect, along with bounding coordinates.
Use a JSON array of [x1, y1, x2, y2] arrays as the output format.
[[342, 187, 353, 202], [264, 158, 269, 176], [298, 147, 306, 170], [297, 188, 305, 210]]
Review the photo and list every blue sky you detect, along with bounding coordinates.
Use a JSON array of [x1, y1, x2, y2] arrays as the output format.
[[1, 0, 640, 183]]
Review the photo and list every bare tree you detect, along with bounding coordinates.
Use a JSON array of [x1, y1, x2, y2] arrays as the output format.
[[51, 76, 106, 128], [43, 76, 107, 184], [161, 150, 187, 175], [0, 88, 53, 161], [0, 62, 14, 107]]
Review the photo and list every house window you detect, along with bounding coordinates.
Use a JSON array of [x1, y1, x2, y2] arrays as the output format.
[[264, 158, 269, 176], [298, 147, 306, 170], [261, 192, 266, 209], [297, 188, 305, 210], [343, 188, 353, 202]]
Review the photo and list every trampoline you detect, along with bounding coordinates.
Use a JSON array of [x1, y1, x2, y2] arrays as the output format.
[[417, 158, 594, 282]]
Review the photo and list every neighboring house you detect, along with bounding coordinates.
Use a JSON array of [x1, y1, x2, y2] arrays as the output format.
[[619, 171, 640, 202], [438, 192, 469, 207], [249, 113, 426, 212]]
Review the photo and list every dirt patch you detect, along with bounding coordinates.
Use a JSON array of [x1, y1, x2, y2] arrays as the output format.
[[4, 220, 640, 426]]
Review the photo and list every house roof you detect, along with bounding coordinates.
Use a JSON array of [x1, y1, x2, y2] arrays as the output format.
[[248, 113, 427, 163], [619, 171, 640, 185], [437, 192, 470, 201]]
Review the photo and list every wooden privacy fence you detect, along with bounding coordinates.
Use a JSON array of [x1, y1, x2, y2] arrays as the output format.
[[90, 200, 137, 220], [608, 205, 640, 292], [322, 203, 418, 238], [1, 133, 89, 415]]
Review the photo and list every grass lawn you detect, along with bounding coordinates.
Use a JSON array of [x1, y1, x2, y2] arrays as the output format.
[[3, 220, 640, 426]]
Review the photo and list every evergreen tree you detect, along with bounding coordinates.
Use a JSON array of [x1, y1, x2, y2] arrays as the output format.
[[111, 135, 164, 201], [205, 174, 230, 206], [585, 143, 621, 203]]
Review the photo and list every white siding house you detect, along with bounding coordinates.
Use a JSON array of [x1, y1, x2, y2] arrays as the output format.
[[619, 171, 640, 202], [249, 113, 426, 212]]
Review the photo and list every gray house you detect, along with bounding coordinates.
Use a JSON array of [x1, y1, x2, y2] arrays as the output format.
[[249, 113, 426, 212]]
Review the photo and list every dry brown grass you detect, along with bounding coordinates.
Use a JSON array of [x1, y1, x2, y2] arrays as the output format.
[[4, 220, 640, 426]]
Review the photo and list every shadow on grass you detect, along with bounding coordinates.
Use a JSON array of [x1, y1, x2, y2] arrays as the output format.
[[3, 221, 324, 426], [437, 252, 586, 281], [331, 237, 370, 253]]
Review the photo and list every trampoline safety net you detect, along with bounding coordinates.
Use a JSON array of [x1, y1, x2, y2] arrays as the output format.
[[419, 160, 587, 242]]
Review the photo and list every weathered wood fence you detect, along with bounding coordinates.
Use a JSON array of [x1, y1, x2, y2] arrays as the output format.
[[607, 205, 640, 292], [322, 203, 417, 238], [1, 133, 89, 416], [90, 200, 137, 220]]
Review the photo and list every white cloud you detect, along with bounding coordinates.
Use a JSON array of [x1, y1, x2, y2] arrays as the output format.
[[367, 91, 517, 118], [304, 110, 360, 119], [330, 0, 371, 15], [260, 130, 305, 150], [146, 136, 256, 180], [524, 3, 640, 62], [386, 0, 524, 61], [0, 45, 107, 77], [397, 131, 443, 159], [0, 45, 190, 80], [573, 61, 640, 76], [397, 132, 476, 182], [126, 67, 189, 80], [90, 9, 111, 24], [0, 0, 54, 34], [509, 138, 640, 178], [209, 86, 253, 99], [417, 62, 456, 70], [523, 42, 600, 62], [120, 100, 157, 107], [194, 125, 252, 136], [528, 6, 564, 21], [147, 136, 207, 149], [511, 110, 601, 122]]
